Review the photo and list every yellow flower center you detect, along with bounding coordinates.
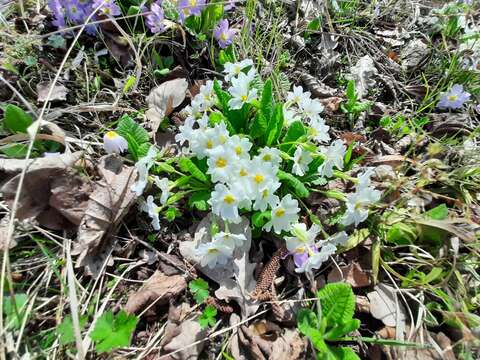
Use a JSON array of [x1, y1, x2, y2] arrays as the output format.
[[219, 135, 227, 144], [262, 189, 269, 199], [105, 131, 118, 139], [216, 158, 227, 168], [220, 32, 228, 41], [275, 208, 285, 217], [448, 95, 458, 101], [262, 154, 271, 161], [235, 146, 243, 155], [189, 0, 197, 6], [224, 194, 235, 204], [206, 140, 214, 149], [239, 168, 248, 177], [241, 95, 248, 102], [254, 174, 264, 184], [208, 248, 219, 254]]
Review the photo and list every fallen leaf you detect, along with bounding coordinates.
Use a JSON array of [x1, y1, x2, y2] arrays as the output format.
[[327, 262, 371, 288], [1, 152, 90, 230], [0, 151, 81, 174], [367, 284, 407, 328], [36, 81, 68, 102], [400, 39, 429, 71], [346, 55, 378, 99], [146, 78, 188, 134], [73, 155, 137, 277], [124, 271, 186, 314], [229, 314, 306, 360], [180, 214, 259, 318], [271, 289, 305, 326], [160, 303, 208, 360]]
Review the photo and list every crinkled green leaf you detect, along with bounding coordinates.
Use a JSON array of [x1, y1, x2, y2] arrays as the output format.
[[198, 305, 217, 329], [90, 310, 138, 353], [277, 170, 309, 198], [3, 104, 33, 134], [189, 279, 210, 304], [116, 115, 150, 160], [317, 283, 355, 325], [188, 191, 211, 211], [178, 157, 208, 182]]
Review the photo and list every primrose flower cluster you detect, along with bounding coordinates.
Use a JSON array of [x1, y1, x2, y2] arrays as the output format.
[[48, 0, 120, 34], [171, 59, 382, 272]]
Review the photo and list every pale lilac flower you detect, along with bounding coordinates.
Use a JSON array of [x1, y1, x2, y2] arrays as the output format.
[[437, 84, 471, 110], [146, 2, 166, 34], [177, 0, 206, 23], [93, 0, 121, 16], [214, 19, 237, 48], [49, 0, 66, 28], [224, 0, 237, 11], [476, 103, 480, 113]]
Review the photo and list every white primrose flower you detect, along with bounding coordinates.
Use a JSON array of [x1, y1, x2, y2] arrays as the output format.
[[231, 158, 254, 191], [153, 177, 170, 205], [198, 80, 219, 109], [264, 194, 300, 234], [285, 222, 320, 252], [227, 70, 258, 110], [256, 147, 282, 169], [341, 186, 381, 227], [287, 86, 311, 107], [248, 157, 277, 192], [131, 146, 158, 196], [357, 167, 375, 189], [213, 230, 246, 249], [226, 135, 252, 159], [142, 195, 161, 230], [206, 146, 236, 183], [175, 116, 196, 146], [318, 139, 346, 178], [252, 178, 281, 212], [209, 183, 244, 223], [195, 241, 233, 268], [283, 106, 301, 126], [292, 146, 313, 176], [308, 117, 330, 143], [103, 131, 128, 154], [300, 97, 324, 121], [190, 121, 229, 159], [223, 59, 254, 82]]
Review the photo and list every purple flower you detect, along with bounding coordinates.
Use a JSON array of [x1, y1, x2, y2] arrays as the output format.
[[146, 2, 166, 34], [65, 0, 87, 22], [92, 0, 121, 16], [476, 104, 480, 113], [214, 19, 237, 48], [224, 0, 237, 11], [48, 0, 66, 28], [292, 245, 318, 268], [437, 84, 471, 110], [177, 0, 205, 23]]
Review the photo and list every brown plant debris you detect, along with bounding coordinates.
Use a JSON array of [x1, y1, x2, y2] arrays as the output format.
[[251, 247, 288, 301], [124, 271, 187, 314], [205, 296, 234, 314]]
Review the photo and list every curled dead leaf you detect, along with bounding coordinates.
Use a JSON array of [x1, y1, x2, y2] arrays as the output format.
[[36, 81, 68, 102], [327, 262, 371, 288], [124, 271, 187, 314], [73, 155, 137, 277]]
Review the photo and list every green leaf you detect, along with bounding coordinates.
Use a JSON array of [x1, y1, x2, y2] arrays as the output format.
[[116, 115, 150, 161], [324, 319, 360, 340], [386, 222, 417, 245], [188, 191, 211, 211], [0, 143, 29, 158], [424, 204, 448, 220], [346, 80, 357, 103], [260, 79, 274, 121], [297, 309, 319, 335], [340, 228, 370, 253], [265, 104, 284, 146], [277, 170, 309, 198], [280, 120, 306, 153], [198, 305, 217, 329], [57, 315, 88, 345], [164, 207, 181, 221], [3, 104, 33, 134], [329, 346, 361, 360], [189, 279, 209, 304], [249, 112, 268, 140], [3, 293, 28, 329], [90, 310, 138, 353], [252, 211, 271, 228], [317, 283, 355, 325], [137, 143, 152, 159], [178, 157, 208, 182]]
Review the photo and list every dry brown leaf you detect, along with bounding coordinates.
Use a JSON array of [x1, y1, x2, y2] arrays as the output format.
[[1, 152, 90, 231], [36, 81, 68, 102], [367, 284, 407, 328], [160, 303, 208, 360], [0, 151, 81, 174], [124, 271, 186, 314], [327, 262, 371, 288], [229, 314, 306, 360], [146, 78, 188, 134], [73, 155, 137, 277]]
